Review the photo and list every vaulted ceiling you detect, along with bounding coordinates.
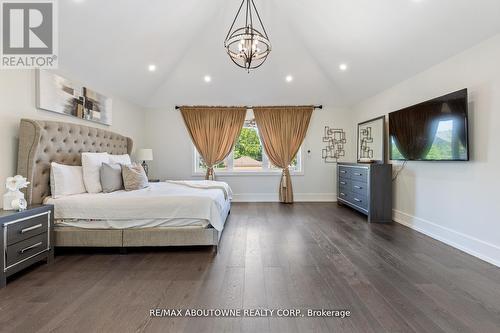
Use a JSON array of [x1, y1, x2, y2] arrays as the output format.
[[58, 0, 500, 108]]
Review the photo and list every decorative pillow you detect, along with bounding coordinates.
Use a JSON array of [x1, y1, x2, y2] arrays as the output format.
[[50, 162, 87, 198], [81, 152, 109, 193], [121, 163, 149, 191], [100, 163, 124, 193], [108, 154, 131, 165]]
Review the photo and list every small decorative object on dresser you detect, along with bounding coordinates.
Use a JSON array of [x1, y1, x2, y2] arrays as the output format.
[[337, 163, 392, 223], [137, 148, 153, 177], [0, 205, 54, 288]]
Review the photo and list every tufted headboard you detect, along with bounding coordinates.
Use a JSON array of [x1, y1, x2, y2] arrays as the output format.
[[17, 119, 133, 205]]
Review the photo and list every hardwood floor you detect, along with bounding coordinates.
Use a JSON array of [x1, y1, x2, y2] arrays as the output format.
[[1, 203, 499, 333]]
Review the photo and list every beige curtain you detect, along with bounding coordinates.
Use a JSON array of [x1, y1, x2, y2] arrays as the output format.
[[253, 106, 314, 203], [180, 106, 246, 180]]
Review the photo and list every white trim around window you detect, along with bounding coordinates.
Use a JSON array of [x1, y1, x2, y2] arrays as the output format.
[[192, 147, 304, 177]]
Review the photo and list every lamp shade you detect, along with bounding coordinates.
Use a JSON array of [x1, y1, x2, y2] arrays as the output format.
[[137, 148, 153, 161]]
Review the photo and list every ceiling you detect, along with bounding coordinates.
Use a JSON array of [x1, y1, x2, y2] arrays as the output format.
[[58, 0, 500, 108]]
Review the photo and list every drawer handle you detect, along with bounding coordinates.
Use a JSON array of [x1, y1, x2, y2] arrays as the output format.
[[340, 192, 346, 196], [340, 170, 347, 173], [340, 181, 346, 185], [353, 198, 362, 202], [20, 242, 43, 254], [20, 224, 43, 234], [354, 185, 363, 189], [354, 173, 363, 176]]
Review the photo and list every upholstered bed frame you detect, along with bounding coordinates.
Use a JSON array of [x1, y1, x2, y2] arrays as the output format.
[[17, 119, 220, 249]]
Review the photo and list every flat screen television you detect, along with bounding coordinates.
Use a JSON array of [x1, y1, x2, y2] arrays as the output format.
[[389, 89, 469, 161]]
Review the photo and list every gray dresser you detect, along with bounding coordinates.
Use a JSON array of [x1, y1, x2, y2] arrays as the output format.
[[337, 162, 392, 223]]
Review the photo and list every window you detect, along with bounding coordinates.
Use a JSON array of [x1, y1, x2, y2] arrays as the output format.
[[194, 110, 302, 175]]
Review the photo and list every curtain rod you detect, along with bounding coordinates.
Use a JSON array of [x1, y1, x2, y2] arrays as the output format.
[[174, 105, 323, 110]]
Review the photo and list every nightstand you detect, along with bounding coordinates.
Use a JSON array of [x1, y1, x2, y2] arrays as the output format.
[[0, 205, 54, 288]]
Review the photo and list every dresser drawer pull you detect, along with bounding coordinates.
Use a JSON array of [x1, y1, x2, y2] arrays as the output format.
[[353, 198, 362, 202], [19, 242, 43, 254], [340, 170, 347, 174], [340, 181, 346, 185], [354, 185, 363, 189], [340, 192, 346, 196], [354, 173, 363, 176], [20, 224, 43, 234]]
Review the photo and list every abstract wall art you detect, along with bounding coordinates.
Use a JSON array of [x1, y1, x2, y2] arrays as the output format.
[[322, 126, 346, 163], [36, 70, 112, 125]]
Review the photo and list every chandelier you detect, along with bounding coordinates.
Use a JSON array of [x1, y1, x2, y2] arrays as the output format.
[[224, 0, 271, 72]]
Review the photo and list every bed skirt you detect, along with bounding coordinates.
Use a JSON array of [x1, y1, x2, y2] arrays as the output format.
[[54, 226, 220, 247]]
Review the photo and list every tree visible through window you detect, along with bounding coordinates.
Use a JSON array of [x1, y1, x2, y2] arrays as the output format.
[[195, 110, 302, 174]]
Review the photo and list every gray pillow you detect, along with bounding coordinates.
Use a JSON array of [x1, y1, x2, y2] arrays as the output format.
[[121, 163, 149, 191], [100, 163, 124, 193]]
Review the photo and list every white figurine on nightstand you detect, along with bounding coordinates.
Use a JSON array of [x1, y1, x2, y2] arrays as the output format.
[[2, 175, 29, 211]]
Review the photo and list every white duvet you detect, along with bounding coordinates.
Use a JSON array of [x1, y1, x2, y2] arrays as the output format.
[[44, 182, 230, 231]]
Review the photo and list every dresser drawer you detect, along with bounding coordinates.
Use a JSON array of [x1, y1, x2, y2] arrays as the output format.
[[350, 168, 368, 183], [338, 178, 350, 188], [338, 190, 350, 202], [350, 194, 368, 210], [338, 166, 350, 179], [6, 233, 49, 268], [6, 212, 49, 246], [351, 180, 368, 196]]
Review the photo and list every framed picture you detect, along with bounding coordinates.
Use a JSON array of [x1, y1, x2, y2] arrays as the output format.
[[357, 115, 386, 163], [36, 70, 112, 125]]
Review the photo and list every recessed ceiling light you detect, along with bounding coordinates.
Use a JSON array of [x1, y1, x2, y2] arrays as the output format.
[[339, 63, 348, 71], [204, 75, 212, 83], [148, 64, 157, 72], [285, 75, 293, 83]]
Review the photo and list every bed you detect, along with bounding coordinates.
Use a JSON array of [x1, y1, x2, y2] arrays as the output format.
[[17, 119, 229, 250]]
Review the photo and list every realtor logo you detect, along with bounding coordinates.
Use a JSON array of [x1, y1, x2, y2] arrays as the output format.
[[1, 0, 58, 68]]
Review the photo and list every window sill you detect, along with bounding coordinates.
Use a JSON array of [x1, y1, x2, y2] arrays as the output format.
[[192, 171, 304, 177]]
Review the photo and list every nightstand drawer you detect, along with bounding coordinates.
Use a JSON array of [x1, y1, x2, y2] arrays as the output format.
[[6, 212, 49, 246], [6, 233, 48, 268]]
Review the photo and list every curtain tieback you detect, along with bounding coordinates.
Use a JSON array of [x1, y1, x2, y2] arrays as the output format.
[[281, 167, 289, 188], [207, 166, 215, 180]]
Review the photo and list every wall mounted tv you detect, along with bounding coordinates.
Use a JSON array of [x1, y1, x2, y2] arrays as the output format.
[[389, 89, 469, 161]]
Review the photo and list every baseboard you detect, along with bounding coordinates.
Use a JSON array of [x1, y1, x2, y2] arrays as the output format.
[[232, 192, 336, 202], [393, 210, 500, 267]]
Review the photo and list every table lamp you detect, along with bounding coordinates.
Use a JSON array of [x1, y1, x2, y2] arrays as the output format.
[[137, 149, 153, 176]]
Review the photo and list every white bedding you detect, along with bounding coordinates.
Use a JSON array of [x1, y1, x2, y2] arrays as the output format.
[[44, 182, 231, 231], [165, 180, 232, 200]]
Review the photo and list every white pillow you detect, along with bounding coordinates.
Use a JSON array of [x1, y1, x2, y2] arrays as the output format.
[[108, 154, 131, 165], [50, 162, 87, 198], [81, 152, 109, 193]]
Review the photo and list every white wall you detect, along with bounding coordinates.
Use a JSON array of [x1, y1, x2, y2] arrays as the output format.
[[0, 70, 145, 208], [351, 34, 500, 266], [144, 105, 353, 202]]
